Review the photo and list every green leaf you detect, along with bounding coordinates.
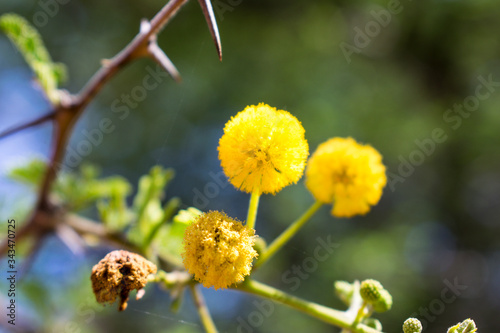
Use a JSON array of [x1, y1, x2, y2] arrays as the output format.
[[128, 166, 175, 248], [142, 197, 181, 248], [173, 207, 202, 225], [52, 164, 131, 212], [8, 159, 47, 186], [8, 159, 132, 212], [96, 178, 134, 231], [133, 166, 175, 217], [152, 207, 201, 267], [0, 13, 67, 103]]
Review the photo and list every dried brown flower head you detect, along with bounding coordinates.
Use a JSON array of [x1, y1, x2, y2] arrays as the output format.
[[91, 250, 157, 311]]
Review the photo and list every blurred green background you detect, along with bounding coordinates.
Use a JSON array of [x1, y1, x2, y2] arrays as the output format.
[[1, 0, 499, 332]]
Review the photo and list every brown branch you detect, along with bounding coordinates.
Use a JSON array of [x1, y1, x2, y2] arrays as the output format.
[[37, 106, 78, 210], [66, 214, 144, 254], [37, 0, 191, 207], [0, 111, 55, 140], [73, 0, 188, 108], [1, 0, 223, 259]]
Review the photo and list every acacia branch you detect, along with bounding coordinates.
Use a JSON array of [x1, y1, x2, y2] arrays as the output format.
[[37, 0, 192, 210], [74, 0, 189, 109], [65, 214, 144, 254], [1, 0, 222, 256], [0, 111, 55, 140], [235, 279, 382, 333]]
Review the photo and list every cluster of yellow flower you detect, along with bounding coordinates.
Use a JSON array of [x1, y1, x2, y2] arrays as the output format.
[[306, 137, 386, 218], [182, 211, 257, 290], [182, 103, 387, 290], [218, 103, 309, 195]]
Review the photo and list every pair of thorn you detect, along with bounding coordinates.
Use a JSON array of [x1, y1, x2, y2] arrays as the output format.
[[0, 0, 222, 141], [134, 0, 222, 83]]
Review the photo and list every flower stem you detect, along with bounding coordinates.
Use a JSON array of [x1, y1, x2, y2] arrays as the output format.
[[352, 301, 367, 327], [235, 279, 381, 333], [255, 201, 322, 269], [189, 284, 218, 333], [246, 190, 260, 230]]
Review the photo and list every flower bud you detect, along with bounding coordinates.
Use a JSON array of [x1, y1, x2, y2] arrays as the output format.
[[334, 280, 354, 306], [448, 318, 477, 333], [372, 289, 393, 313], [360, 279, 384, 304], [360, 279, 392, 312], [403, 318, 423, 333]]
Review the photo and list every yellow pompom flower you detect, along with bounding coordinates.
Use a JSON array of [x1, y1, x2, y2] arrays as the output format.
[[182, 211, 258, 290], [218, 103, 309, 194], [305, 137, 386, 218]]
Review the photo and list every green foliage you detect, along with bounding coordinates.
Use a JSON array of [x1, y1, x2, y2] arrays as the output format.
[[0, 13, 66, 103], [9, 159, 197, 263], [128, 166, 177, 249], [1, 1, 490, 330], [96, 179, 133, 231], [152, 207, 202, 267], [9, 159, 131, 213], [59, 164, 132, 213], [8, 159, 196, 265], [9, 158, 46, 185]]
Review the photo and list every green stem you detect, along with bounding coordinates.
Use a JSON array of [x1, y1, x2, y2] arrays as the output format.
[[246, 190, 260, 230], [152, 270, 192, 288], [344, 281, 363, 320], [255, 201, 322, 269], [235, 279, 381, 333], [353, 301, 367, 327], [189, 284, 218, 333]]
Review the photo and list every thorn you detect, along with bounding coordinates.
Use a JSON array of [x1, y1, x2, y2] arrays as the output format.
[[0, 111, 55, 140], [136, 288, 146, 300], [197, 0, 222, 61], [140, 19, 152, 34], [56, 224, 85, 256], [101, 59, 112, 67], [148, 42, 182, 83]]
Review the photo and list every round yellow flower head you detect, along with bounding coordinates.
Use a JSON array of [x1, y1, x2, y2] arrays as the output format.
[[182, 211, 258, 290], [218, 103, 309, 194], [305, 137, 386, 218]]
